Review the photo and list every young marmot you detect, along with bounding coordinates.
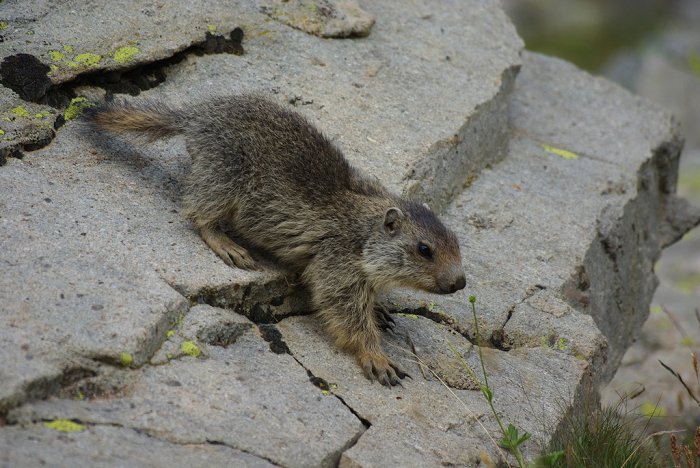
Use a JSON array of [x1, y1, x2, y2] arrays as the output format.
[[86, 94, 466, 386]]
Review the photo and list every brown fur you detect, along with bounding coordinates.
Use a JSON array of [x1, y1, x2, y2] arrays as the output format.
[[85, 94, 466, 386]]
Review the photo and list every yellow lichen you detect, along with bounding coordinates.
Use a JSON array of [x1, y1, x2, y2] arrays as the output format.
[[181, 341, 202, 358], [166, 330, 175, 338], [11, 106, 31, 118], [542, 144, 578, 160], [207, 24, 217, 34], [43, 419, 86, 432], [49, 64, 59, 75], [63, 44, 74, 53], [688, 52, 700, 77], [70, 53, 102, 68], [113, 46, 139, 64], [0, 21, 8, 30], [0, 129, 4, 136], [119, 352, 133, 366], [640, 402, 666, 418], [396, 313, 417, 319], [63, 97, 94, 120], [49, 50, 65, 62]]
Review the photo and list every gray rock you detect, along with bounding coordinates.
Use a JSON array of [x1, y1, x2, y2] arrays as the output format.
[[0, 0, 249, 86], [1, 0, 522, 211], [259, 0, 375, 38], [0, 424, 276, 468], [278, 315, 589, 465], [0, 86, 57, 162], [0, 0, 697, 465], [7, 320, 365, 468], [386, 52, 699, 382]]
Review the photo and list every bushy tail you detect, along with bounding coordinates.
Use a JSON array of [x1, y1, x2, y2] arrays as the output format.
[[84, 100, 183, 141]]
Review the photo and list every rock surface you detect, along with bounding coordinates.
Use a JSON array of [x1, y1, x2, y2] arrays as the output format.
[[601, 4, 700, 432], [1, 0, 697, 466]]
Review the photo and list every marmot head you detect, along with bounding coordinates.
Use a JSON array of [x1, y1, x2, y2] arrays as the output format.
[[363, 200, 466, 295]]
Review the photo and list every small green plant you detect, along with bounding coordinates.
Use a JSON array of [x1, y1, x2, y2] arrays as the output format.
[[448, 295, 531, 467]]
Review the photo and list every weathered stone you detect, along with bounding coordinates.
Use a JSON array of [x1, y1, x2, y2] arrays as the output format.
[[124, 0, 522, 211], [278, 315, 590, 465], [0, 424, 276, 468], [259, 0, 375, 38], [0, 0, 521, 209], [7, 321, 365, 468], [0, 87, 57, 163], [0, 0, 250, 86], [387, 52, 700, 382], [1, 0, 697, 465]]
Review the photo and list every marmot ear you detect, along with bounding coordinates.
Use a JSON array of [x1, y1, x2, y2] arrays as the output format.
[[384, 207, 404, 235]]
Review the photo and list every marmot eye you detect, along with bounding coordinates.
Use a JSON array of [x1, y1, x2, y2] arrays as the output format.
[[417, 242, 432, 259]]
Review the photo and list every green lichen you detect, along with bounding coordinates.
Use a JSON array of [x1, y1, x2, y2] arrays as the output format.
[[540, 335, 568, 350], [63, 97, 94, 120], [396, 313, 418, 319], [639, 402, 666, 418], [26, 30, 34, 35], [0, 129, 4, 136], [649, 304, 662, 314], [2, 117, 10, 122], [119, 352, 134, 366], [49, 50, 65, 62], [48, 64, 59, 75], [113, 46, 139, 64], [44, 419, 86, 432], [166, 330, 175, 338], [34, 111, 51, 119], [181, 341, 201, 358], [207, 24, 217, 34], [681, 337, 695, 347], [542, 144, 578, 160], [11, 106, 31, 118], [63, 44, 74, 53], [0, 21, 8, 30], [70, 53, 102, 68], [175, 312, 185, 328], [167, 352, 174, 360], [676, 272, 700, 294], [688, 52, 700, 77]]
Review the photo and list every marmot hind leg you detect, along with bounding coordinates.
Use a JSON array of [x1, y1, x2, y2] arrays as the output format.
[[182, 195, 256, 270], [198, 222, 257, 270]]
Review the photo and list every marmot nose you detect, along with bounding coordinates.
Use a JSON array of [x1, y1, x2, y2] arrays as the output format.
[[451, 275, 466, 293]]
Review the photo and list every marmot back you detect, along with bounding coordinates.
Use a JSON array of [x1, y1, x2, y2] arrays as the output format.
[[86, 94, 466, 386]]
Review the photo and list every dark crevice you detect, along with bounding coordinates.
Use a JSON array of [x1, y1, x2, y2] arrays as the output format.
[[198, 321, 252, 347], [0, 364, 98, 417], [258, 324, 292, 355], [385, 304, 479, 347], [21, 414, 283, 466], [290, 354, 370, 457], [0, 28, 244, 164], [182, 275, 313, 326], [205, 439, 283, 467]]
